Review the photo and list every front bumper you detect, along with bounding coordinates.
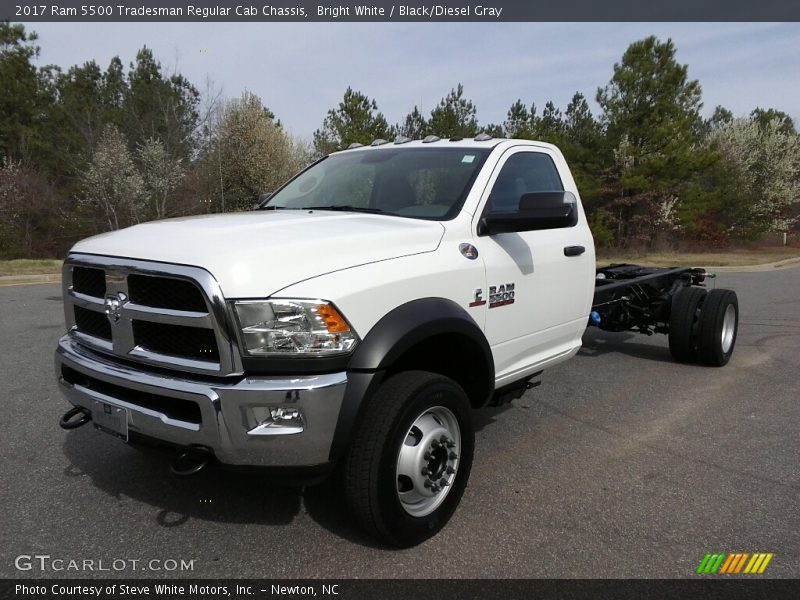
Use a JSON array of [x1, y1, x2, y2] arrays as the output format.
[[55, 336, 347, 467]]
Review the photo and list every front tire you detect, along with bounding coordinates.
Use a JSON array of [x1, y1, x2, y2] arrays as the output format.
[[344, 371, 474, 547]]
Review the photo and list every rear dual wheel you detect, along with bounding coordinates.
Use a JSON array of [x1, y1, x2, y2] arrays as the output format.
[[696, 289, 739, 366], [668, 287, 738, 366], [668, 286, 706, 363]]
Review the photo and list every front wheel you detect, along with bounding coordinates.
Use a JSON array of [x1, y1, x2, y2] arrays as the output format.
[[343, 371, 474, 547]]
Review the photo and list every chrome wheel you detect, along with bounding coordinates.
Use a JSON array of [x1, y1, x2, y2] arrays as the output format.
[[720, 303, 736, 353], [345, 371, 474, 546], [396, 406, 461, 518]]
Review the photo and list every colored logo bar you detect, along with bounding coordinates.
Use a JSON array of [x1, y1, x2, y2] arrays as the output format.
[[696, 552, 773, 574]]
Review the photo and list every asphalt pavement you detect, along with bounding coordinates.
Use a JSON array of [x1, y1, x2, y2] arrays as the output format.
[[1, 268, 798, 578]]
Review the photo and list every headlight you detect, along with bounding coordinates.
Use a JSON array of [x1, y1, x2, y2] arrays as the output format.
[[232, 299, 358, 357]]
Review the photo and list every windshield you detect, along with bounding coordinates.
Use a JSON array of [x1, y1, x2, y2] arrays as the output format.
[[264, 147, 492, 220]]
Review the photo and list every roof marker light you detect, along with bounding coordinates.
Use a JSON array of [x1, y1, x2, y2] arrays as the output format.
[[347, 143, 364, 149], [422, 135, 441, 143], [394, 135, 412, 144], [370, 138, 389, 146], [474, 133, 493, 141]]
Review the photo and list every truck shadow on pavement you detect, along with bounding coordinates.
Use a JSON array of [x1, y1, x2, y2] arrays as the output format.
[[61, 426, 396, 548], [62, 428, 303, 527], [579, 330, 677, 363]]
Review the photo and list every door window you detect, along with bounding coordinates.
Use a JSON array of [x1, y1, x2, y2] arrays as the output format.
[[487, 152, 564, 213]]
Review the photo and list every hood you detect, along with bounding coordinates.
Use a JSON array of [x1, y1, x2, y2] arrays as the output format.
[[71, 210, 445, 298]]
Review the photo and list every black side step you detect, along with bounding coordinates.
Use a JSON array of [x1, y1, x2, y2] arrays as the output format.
[[489, 372, 542, 407]]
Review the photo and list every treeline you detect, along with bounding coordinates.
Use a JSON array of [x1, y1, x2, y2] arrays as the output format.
[[312, 38, 799, 249], [0, 22, 305, 258], [1, 24, 798, 259]]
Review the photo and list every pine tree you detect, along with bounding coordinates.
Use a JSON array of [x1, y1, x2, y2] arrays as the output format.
[[427, 84, 478, 138], [397, 106, 428, 139], [503, 99, 531, 138], [0, 23, 46, 165], [596, 36, 709, 246], [313, 87, 391, 154]]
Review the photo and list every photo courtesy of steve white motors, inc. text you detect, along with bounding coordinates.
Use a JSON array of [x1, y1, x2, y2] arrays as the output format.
[[15, 583, 337, 597], [12, 3, 505, 19]]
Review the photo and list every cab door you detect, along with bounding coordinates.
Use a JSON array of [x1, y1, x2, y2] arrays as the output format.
[[473, 146, 595, 385]]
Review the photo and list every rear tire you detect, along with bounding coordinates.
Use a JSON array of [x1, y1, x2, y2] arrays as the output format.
[[696, 289, 739, 366], [343, 371, 474, 547], [668, 286, 707, 363]]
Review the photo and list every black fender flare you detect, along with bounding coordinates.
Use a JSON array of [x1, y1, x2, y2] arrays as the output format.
[[328, 297, 494, 461]]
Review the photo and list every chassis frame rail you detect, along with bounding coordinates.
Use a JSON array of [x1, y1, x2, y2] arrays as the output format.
[[591, 264, 710, 335]]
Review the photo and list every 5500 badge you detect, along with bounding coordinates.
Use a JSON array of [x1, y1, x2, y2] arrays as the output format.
[[469, 283, 515, 308]]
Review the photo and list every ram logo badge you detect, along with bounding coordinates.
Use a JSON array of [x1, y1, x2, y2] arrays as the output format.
[[489, 283, 515, 308], [104, 292, 127, 323]]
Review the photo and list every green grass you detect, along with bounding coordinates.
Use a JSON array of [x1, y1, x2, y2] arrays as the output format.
[[596, 247, 800, 268], [0, 259, 62, 276]]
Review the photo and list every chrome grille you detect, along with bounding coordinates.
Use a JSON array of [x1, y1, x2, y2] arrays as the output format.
[[63, 254, 242, 375], [72, 266, 106, 298], [132, 320, 219, 363], [128, 274, 207, 312], [74, 305, 112, 341]]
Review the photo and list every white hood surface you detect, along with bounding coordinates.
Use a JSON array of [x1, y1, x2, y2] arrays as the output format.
[[71, 210, 446, 298]]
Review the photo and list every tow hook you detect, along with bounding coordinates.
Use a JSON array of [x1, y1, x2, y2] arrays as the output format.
[[171, 447, 214, 477], [59, 406, 91, 430]]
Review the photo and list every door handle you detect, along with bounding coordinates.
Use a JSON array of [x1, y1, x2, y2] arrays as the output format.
[[564, 245, 586, 257]]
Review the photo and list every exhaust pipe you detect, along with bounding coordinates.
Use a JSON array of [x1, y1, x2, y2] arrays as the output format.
[[59, 406, 91, 430], [171, 447, 214, 477]]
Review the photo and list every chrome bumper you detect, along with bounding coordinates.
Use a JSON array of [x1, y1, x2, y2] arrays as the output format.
[[54, 336, 347, 467]]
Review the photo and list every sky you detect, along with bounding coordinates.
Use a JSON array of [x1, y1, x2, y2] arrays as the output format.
[[21, 21, 800, 142]]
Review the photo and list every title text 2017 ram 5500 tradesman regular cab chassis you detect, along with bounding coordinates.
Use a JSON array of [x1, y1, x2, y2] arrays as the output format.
[[55, 136, 739, 546]]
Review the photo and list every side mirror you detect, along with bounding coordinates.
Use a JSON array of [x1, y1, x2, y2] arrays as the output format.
[[254, 192, 273, 210], [478, 191, 578, 236]]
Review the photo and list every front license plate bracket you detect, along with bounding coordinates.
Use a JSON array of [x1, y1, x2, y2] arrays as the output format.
[[91, 400, 129, 442]]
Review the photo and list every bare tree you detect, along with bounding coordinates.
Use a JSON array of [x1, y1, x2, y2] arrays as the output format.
[[0, 158, 61, 257]]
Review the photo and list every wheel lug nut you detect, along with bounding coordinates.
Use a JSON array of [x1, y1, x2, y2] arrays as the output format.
[[447, 441, 456, 448], [424, 452, 432, 460], [424, 480, 432, 488], [421, 467, 430, 476], [440, 435, 448, 443], [439, 478, 449, 487], [449, 451, 458, 459], [446, 466, 455, 475], [431, 440, 440, 448]]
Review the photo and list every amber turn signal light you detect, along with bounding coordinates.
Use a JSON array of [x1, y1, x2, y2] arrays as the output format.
[[316, 304, 351, 333]]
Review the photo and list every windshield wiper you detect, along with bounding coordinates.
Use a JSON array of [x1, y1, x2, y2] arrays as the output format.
[[302, 205, 385, 214]]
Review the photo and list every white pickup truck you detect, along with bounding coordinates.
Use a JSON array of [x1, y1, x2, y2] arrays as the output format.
[[55, 136, 739, 546]]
